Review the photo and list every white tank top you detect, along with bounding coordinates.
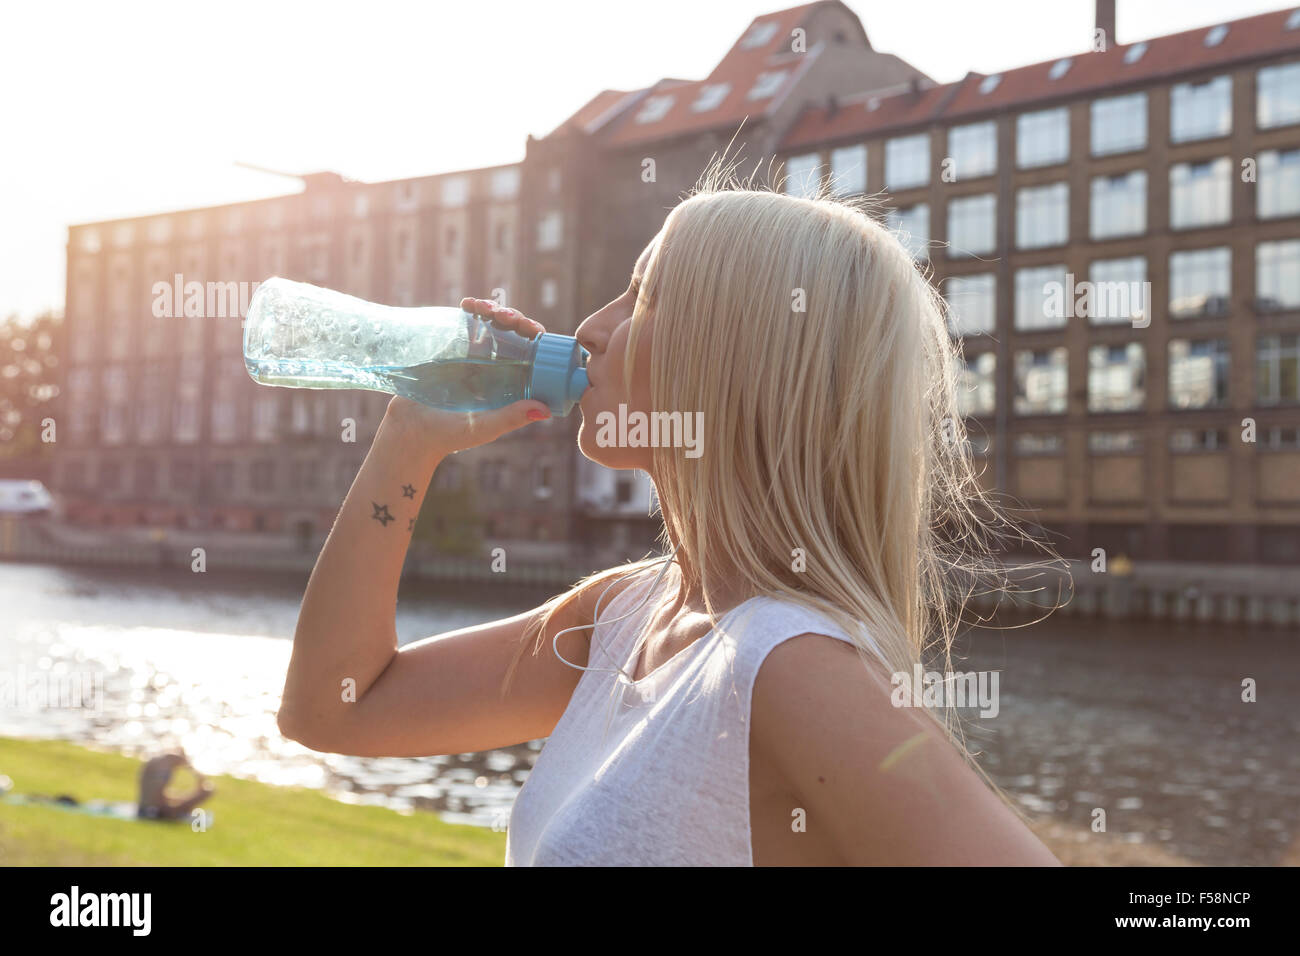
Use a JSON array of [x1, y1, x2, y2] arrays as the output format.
[[504, 567, 879, 866]]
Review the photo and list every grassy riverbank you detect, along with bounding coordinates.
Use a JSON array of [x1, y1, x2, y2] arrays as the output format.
[[0, 737, 506, 866], [1, 737, 1246, 866]]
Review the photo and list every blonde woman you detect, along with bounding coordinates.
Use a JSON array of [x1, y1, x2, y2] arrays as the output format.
[[276, 162, 1063, 867]]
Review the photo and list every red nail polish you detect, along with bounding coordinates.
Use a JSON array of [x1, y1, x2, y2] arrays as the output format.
[[527, 409, 549, 421]]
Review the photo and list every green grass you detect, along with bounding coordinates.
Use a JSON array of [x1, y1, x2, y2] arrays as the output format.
[[0, 737, 506, 866]]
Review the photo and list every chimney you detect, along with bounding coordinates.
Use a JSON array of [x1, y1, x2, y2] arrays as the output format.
[[826, 93, 839, 117], [1095, 0, 1116, 47]]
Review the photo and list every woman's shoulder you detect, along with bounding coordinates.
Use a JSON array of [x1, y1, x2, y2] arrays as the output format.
[[728, 593, 870, 655]]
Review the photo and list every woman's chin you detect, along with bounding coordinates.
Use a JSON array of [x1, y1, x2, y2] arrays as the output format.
[[577, 415, 618, 468], [577, 421, 603, 465]]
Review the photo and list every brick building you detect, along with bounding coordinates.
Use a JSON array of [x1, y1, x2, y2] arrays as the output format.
[[777, 4, 1300, 564], [51, 1, 1300, 565], [56, 165, 552, 550], [53, 1, 931, 562]]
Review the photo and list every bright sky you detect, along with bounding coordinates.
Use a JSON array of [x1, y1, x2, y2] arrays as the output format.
[[1, 0, 1288, 320]]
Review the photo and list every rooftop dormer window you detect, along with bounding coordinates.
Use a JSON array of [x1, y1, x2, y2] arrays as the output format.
[[1123, 41, 1148, 64], [692, 83, 731, 112], [1205, 24, 1228, 47], [740, 21, 778, 49], [1048, 58, 1072, 80], [978, 74, 1002, 94], [1287, 9, 1300, 30], [635, 94, 675, 123], [748, 70, 788, 100]]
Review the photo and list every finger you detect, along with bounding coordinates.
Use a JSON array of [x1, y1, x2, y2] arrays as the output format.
[[461, 400, 551, 446], [459, 297, 542, 337], [460, 297, 494, 313], [483, 300, 546, 338]]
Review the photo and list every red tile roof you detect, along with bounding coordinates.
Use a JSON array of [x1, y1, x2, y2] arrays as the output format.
[[781, 5, 1300, 151], [783, 80, 957, 149], [546, 88, 644, 138], [549, 2, 836, 148]]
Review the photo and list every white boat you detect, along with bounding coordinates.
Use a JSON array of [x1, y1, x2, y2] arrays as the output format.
[[0, 479, 54, 517]]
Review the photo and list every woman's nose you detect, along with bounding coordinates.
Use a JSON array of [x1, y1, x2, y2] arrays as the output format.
[[575, 316, 606, 355]]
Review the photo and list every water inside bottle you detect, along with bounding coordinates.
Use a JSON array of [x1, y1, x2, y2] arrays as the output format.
[[246, 356, 532, 412]]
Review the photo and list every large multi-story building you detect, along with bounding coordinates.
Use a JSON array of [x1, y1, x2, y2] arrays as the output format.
[[777, 3, 1300, 564], [55, 165, 554, 550], [52, 1, 1300, 565], [53, 1, 931, 562]]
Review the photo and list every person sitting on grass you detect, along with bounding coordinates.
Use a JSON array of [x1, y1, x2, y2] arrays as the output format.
[[136, 752, 214, 822]]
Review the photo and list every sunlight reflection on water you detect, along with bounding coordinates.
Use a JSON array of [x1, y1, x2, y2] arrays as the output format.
[[2, 562, 1298, 861], [1, 565, 545, 828]]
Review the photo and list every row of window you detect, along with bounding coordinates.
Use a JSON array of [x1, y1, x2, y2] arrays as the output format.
[[65, 330, 1296, 450], [61, 457, 358, 497], [959, 334, 1300, 417], [943, 238, 1300, 334], [969, 424, 1300, 457], [62, 382, 383, 446], [788, 61, 1300, 195], [61, 453, 556, 498], [67, 269, 499, 364], [75, 170, 526, 254], [72, 221, 500, 312], [877, 151, 1299, 261], [63, 414, 1299, 504]]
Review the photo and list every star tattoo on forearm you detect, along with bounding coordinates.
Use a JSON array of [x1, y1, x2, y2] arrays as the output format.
[[371, 502, 394, 527]]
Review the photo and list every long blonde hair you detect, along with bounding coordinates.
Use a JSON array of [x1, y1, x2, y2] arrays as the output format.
[[504, 155, 1067, 818]]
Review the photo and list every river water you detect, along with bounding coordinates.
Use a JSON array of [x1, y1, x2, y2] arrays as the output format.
[[1, 560, 1297, 865]]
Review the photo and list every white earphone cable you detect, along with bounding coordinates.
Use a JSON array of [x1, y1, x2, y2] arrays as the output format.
[[550, 543, 678, 681]]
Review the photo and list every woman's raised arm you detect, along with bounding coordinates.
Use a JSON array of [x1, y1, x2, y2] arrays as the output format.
[[276, 302, 603, 757]]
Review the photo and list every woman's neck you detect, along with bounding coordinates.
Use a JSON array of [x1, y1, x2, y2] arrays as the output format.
[[661, 529, 749, 620]]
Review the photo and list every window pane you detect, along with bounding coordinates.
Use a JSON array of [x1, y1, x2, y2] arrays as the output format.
[[884, 134, 930, 189], [1088, 343, 1146, 411], [1259, 149, 1300, 218], [1088, 256, 1149, 325], [1091, 92, 1147, 155], [1090, 171, 1146, 239], [1169, 247, 1231, 318], [830, 144, 866, 195], [948, 121, 997, 179], [1016, 182, 1069, 249], [1168, 339, 1230, 408], [783, 153, 823, 197], [1015, 264, 1069, 329], [1256, 334, 1300, 404], [947, 194, 996, 257], [1169, 158, 1231, 229], [1258, 63, 1300, 129], [957, 351, 996, 417], [1014, 348, 1068, 414], [1016, 108, 1069, 168], [1257, 239, 1300, 310], [1170, 75, 1232, 142], [945, 273, 996, 335], [885, 203, 929, 260]]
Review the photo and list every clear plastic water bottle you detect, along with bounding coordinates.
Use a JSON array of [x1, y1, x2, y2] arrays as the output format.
[[242, 277, 589, 416]]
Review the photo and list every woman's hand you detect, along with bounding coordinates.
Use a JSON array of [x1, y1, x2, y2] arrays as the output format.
[[383, 297, 551, 456]]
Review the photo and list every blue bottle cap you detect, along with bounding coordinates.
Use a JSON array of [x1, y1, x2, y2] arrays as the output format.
[[530, 333, 589, 417]]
